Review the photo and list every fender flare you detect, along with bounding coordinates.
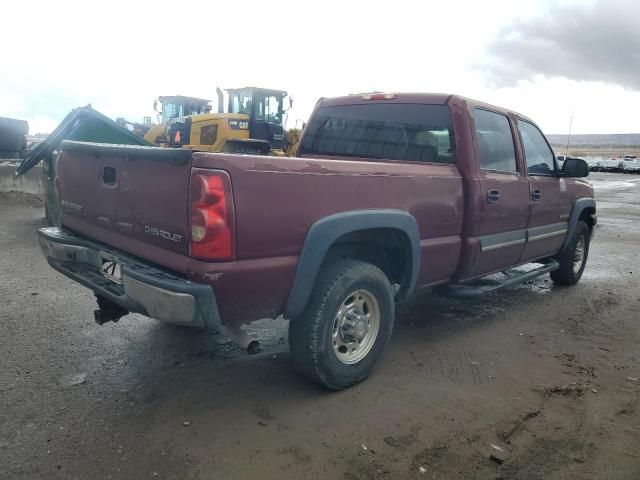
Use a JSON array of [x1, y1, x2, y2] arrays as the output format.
[[284, 209, 421, 319], [561, 198, 596, 252]]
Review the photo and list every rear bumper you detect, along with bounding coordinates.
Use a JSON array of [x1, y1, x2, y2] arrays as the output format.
[[38, 227, 221, 331]]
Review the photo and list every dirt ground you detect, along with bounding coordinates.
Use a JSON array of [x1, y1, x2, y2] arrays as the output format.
[[1, 173, 639, 480]]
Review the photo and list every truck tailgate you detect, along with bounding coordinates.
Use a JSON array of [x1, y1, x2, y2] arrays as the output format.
[[57, 141, 193, 264]]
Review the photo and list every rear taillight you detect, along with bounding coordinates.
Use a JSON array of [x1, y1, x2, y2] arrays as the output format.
[[189, 169, 234, 260]]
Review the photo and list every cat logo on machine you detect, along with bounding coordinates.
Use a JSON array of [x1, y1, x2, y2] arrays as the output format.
[[228, 120, 249, 130]]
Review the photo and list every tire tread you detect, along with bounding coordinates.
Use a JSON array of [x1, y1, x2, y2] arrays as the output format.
[[551, 220, 590, 286], [289, 259, 393, 390]]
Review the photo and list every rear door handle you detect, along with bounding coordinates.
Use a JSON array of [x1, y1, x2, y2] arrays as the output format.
[[532, 189, 542, 201], [487, 189, 500, 204]]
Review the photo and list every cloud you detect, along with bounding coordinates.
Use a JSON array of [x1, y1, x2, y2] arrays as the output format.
[[481, 0, 640, 90]]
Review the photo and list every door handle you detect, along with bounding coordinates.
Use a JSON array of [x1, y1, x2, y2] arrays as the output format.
[[102, 166, 117, 186], [532, 189, 542, 201], [487, 189, 501, 204]]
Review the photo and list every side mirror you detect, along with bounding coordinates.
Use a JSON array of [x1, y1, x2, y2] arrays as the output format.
[[561, 157, 589, 177]]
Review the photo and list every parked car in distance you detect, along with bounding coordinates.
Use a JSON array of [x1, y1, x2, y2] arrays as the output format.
[[591, 158, 621, 172], [584, 158, 598, 171], [589, 160, 602, 172], [621, 156, 640, 174], [37, 93, 596, 389]]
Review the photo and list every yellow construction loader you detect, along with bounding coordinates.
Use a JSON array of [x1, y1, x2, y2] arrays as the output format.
[[144, 87, 291, 155]]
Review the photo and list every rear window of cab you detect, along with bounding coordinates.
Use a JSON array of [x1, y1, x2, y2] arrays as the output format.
[[299, 104, 455, 164]]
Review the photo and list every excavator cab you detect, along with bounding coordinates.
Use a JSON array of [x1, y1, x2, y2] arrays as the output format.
[[144, 96, 211, 145], [226, 87, 289, 151], [154, 96, 211, 124]]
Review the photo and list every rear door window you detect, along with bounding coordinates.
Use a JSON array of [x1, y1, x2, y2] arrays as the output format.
[[474, 109, 518, 173], [518, 120, 556, 175], [299, 104, 455, 163]]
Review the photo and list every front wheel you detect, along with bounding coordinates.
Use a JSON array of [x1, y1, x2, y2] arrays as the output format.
[[288, 259, 395, 390], [550, 220, 591, 285]]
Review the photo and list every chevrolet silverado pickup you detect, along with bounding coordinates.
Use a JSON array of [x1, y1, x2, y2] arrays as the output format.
[[38, 93, 596, 389]]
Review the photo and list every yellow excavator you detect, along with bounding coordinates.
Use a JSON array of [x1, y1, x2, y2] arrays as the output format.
[[142, 87, 291, 155]]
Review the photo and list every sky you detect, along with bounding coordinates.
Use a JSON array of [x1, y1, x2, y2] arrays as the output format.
[[1, 0, 639, 135]]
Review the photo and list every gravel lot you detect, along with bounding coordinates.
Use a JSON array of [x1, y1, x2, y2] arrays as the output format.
[[1, 173, 639, 480]]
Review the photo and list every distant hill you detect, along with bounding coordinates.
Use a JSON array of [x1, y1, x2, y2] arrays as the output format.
[[547, 133, 640, 147]]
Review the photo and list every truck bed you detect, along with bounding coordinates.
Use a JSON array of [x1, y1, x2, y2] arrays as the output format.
[[57, 141, 465, 323]]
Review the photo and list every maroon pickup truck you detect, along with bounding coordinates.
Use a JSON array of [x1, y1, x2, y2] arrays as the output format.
[[38, 93, 596, 389]]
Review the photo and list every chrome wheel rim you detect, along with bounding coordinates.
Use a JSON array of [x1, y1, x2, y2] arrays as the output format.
[[332, 289, 380, 365], [573, 236, 586, 274]]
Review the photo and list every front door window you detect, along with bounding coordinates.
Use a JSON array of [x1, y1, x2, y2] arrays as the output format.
[[518, 120, 556, 175]]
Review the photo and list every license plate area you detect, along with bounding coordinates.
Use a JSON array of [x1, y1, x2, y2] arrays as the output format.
[[100, 252, 122, 284]]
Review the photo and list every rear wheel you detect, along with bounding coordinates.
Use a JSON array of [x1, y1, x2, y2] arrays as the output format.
[[288, 259, 395, 390], [551, 220, 590, 286]]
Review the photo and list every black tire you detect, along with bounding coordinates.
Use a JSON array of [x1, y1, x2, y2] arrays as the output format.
[[550, 221, 590, 286], [289, 259, 395, 390]]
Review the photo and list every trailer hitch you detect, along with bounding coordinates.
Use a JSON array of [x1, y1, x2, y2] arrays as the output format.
[[93, 295, 129, 325]]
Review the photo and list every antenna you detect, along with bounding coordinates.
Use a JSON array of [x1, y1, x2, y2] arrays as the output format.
[[565, 112, 574, 158]]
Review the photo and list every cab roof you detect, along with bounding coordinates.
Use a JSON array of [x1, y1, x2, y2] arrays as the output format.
[[226, 87, 288, 96], [318, 92, 534, 123], [159, 95, 210, 104]]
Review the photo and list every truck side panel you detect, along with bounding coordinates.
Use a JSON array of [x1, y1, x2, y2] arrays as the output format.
[[191, 152, 464, 320]]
